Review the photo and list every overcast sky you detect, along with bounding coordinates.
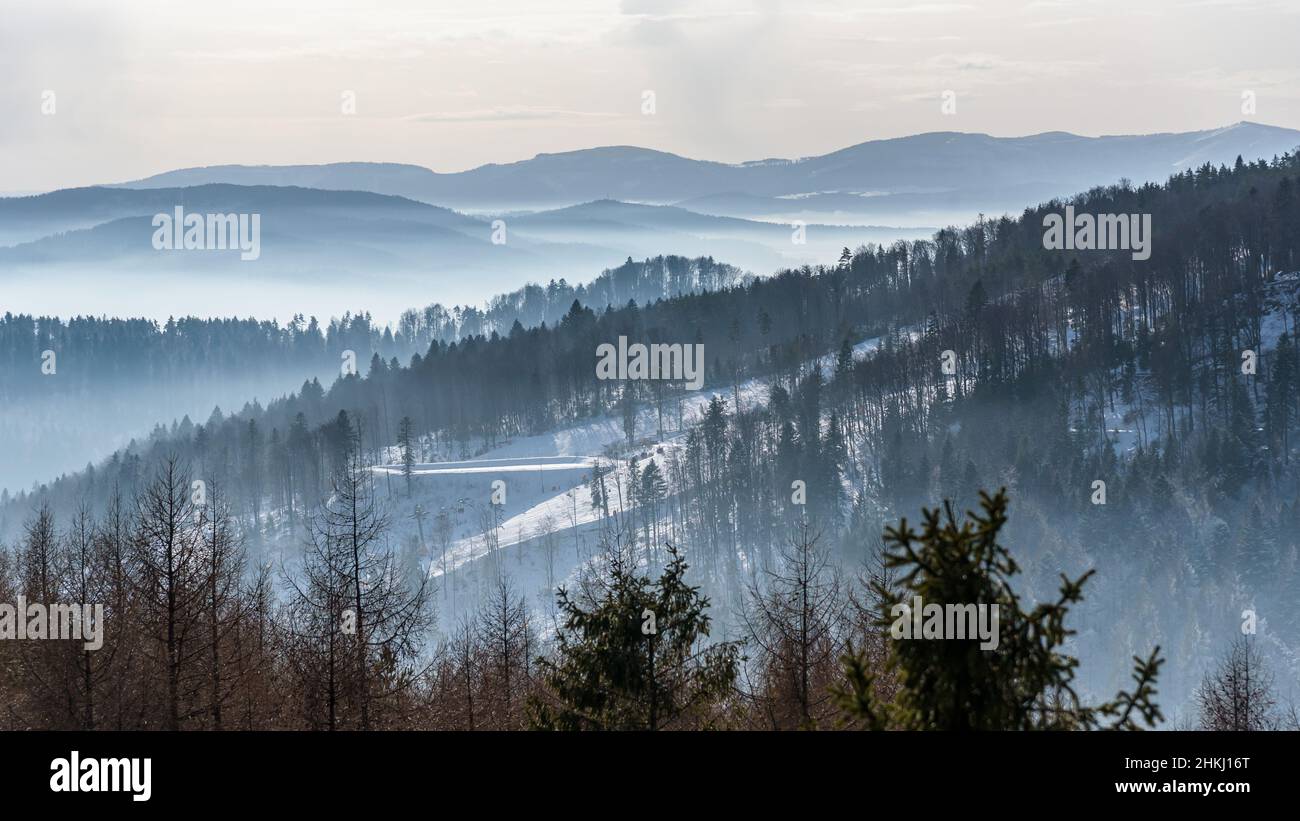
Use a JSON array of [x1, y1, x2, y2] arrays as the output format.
[[3, 0, 1299, 193]]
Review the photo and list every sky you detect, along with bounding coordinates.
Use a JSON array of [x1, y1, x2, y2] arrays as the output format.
[[3, 0, 1300, 193]]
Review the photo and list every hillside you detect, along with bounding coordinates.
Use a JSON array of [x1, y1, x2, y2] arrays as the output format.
[[6, 150, 1300, 722]]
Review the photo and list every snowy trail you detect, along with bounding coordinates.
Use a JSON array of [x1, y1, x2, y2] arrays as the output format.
[[374, 455, 600, 476]]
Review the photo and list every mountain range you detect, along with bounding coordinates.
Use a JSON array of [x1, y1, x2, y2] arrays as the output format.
[[3, 122, 1298, 321], [112, 122, 1300, 219], [0, 187, 917, 321]]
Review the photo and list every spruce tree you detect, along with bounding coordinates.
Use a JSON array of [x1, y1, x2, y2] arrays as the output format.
[[398, 416, 416, 497], [529, 542, 739, 730], [835, 489, 1163, 730]]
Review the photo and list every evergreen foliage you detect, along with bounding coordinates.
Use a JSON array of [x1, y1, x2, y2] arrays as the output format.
[[836, 489, 1164, 731]]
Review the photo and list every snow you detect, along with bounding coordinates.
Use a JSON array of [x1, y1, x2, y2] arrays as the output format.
[[375, 456, 600, 476], [367, 329, 896, 638]]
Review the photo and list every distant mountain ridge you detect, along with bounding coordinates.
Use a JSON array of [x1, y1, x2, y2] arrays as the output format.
[[0, 184, 918, 321], [110, 122, 1300, 214], [6, 121, 1298, 323]]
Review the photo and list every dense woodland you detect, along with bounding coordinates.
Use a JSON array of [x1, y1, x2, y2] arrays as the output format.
[[3, 152, 1300, 728], [0, 254, 741, 406], [0, 254, 739, 496]]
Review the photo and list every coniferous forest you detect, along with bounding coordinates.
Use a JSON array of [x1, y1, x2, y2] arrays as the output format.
[[3, 151, 1300, 731]]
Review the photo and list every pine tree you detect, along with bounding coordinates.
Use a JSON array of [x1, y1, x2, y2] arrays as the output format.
[[243, 419, 263, 531], [529, 541, 739, 730], [587, 460, 610, 521], [638, 460, 667, 562], [835, 338, 854, 379], [620, 384, 637, 446], [398, 416, 416, 498], [1266, 332, 1297, 462], [835, 489, 1163, 730]]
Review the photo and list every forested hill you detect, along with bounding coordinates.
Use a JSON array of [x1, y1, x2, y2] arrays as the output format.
[[0, 254, 739, 495], [395, 254, 744, 347], [8, 150, 1300, 528], [1, 254, 743, 404], [5, 149, 1300, 712]]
